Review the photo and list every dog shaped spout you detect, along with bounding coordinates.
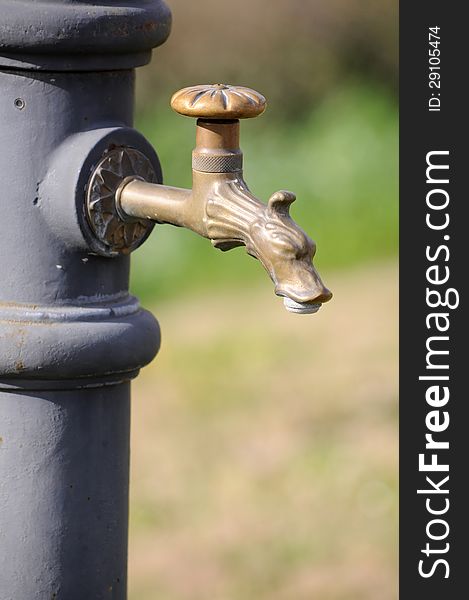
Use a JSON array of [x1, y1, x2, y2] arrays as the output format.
[[205, 179, 332, 313], [117, 171, 332, 314], [251, 191, 332, 307]]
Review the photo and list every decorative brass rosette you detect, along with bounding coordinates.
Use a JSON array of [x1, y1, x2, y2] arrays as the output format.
[[86, 147, 157, 255]]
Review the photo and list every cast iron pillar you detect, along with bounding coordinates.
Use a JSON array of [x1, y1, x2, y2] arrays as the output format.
[[0, 2, 171, 598]]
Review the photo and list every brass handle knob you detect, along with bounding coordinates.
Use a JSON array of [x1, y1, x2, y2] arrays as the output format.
[[170, 83, 266, 120]]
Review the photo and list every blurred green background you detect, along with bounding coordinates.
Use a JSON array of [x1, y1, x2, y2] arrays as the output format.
[[128, 1, 398, 598]]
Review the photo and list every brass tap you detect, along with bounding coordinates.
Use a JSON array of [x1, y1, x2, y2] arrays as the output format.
[[116, 84, 333, 313]]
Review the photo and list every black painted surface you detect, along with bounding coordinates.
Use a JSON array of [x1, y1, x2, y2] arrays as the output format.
[[0, 0, 172, 71], [0, 384, 131, 599], [0, 1, 171, 596]]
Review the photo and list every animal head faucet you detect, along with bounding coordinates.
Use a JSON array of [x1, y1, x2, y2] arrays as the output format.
[[92, 84, 332, 314]]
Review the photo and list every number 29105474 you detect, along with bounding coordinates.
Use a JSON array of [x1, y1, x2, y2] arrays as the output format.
[[428, 26, 441, 112]]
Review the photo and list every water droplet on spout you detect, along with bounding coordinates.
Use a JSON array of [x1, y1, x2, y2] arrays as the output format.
[[283, 297, 322, 314]]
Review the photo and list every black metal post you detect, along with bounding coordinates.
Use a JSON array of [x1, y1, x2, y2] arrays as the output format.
[[0, 2, 171, 598]]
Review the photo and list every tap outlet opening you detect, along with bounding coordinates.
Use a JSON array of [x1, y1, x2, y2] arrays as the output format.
[[283, 297, 322, 315]]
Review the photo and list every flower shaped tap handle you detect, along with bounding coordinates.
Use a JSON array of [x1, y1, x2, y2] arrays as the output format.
[[170, 83, 266, 120]]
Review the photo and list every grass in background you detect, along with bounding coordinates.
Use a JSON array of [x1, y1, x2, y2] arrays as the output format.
[[131, 82, 397, 304], [129, 262, 398, 600]]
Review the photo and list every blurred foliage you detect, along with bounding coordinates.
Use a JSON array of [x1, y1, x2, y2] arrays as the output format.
[[131, 0, 398, 303], [136, 0, 397, 120], [131, 82, 397, 303]]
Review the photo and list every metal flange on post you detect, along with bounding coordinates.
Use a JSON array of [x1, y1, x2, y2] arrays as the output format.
[[0, 2, 171, 598]]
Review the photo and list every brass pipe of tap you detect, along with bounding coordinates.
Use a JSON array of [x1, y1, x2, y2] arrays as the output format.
[[195, 119, 240, 154], [117, 180, 194, 230], [192, 119, 243, 174]]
